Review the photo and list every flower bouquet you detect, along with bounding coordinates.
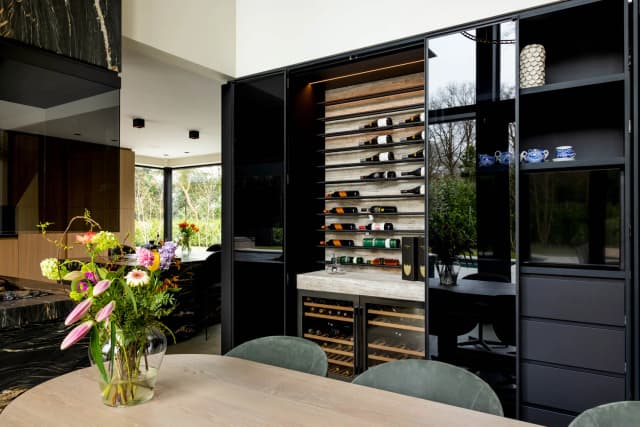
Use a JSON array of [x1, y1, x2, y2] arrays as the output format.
[[177, 221, 199, 256], [39, 211, 180, 406]]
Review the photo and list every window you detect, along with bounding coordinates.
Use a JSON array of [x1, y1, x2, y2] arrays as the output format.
[[134, 167, 164, 246], [171, 165, 222, 248]]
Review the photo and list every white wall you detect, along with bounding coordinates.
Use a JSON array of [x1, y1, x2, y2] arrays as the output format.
[[235, 0, 561, 77], [123, 0, 235, 77]]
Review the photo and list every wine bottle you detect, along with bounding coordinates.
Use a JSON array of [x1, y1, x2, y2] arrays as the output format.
[[326, 190, 360, 198], [321, 223, 356, 231], [402, 130, 425, 141], [367, 257, 401, 265], [361, 117, 392, 129], [359, 134, 393, 146], [358, 222, 394, 231], [321, 239, 355, 247], [361, 152, 394, 162], [362, 238, 401, 248], [360, 171, 396, 180], [403, 148, 424, 159], [404, 112, 425, 123], [400, 167, 425, 177], [400, 185, 425, 195], [362, 206, 398, 213], [323, 207, 358, 214]]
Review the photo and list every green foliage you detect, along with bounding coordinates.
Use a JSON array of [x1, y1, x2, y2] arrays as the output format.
[[134, 166, 222, 247], [428, 176, 477, 263]]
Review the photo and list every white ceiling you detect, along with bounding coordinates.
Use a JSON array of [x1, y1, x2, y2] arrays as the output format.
[[119, 38, 229, 165]]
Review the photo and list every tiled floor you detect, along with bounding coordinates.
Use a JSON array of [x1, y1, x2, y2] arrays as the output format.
[[167, 323, 221, 355]]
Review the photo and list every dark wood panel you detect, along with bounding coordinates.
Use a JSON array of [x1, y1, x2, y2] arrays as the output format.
[[520, 405, 575, 427], [521, 319, 625, 373], [521, 363, 625, 413], [520, 275, 625, 326]]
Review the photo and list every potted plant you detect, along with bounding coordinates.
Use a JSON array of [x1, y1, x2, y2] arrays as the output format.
[[428, 176, 477, 285]]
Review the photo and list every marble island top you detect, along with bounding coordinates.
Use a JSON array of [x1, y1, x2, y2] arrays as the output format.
[[297, 270, 425, 302], [0, 276, 71, 329]]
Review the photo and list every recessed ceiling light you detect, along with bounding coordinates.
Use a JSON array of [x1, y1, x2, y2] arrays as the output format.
[[133, 118, 145, 128], [184, 151, 190, 154], [73, 132, 81, 136], [163, 154, 169, 157], [189, 130, 199, 139]]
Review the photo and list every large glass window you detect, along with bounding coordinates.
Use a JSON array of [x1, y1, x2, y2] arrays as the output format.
[[134, 167, 164, 246], [171, 165, 222, 249]]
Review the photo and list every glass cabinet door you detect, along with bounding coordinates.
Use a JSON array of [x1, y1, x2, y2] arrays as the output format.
[[301, 295, 356, 379], [364, 300, 425, 369]]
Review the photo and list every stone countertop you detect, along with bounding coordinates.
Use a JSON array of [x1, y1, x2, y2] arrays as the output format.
[[296, 270, 425, 302], [296, 270, 515, 302], [0, 276, 72, 329]]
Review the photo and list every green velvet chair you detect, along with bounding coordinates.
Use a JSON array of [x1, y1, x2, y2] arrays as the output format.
[[352, 359, 503, 416], [569, 401, 640, 427], [225, 336, 328, 376]]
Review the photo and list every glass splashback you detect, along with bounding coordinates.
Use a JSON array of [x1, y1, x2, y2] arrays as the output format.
[[522, 170, 622, 268]]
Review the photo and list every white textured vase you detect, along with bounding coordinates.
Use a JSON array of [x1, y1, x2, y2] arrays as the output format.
[[520, 44, 546, 88]]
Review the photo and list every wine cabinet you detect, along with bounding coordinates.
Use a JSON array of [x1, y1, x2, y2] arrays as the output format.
[[299, 291, 425, 380], [313, 70, 426, 274]]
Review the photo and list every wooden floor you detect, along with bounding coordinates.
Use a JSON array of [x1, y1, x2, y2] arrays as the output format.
[[167, 323, 221, 355]]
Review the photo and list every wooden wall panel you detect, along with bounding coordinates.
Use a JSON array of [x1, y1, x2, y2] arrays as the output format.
[[0, 238, 19, 277]]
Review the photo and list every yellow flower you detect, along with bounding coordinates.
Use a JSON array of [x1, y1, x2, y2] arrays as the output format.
[[148, 251, 160, 272]]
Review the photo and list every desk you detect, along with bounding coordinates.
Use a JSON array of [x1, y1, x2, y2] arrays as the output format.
[[1, 354, 537, 427]]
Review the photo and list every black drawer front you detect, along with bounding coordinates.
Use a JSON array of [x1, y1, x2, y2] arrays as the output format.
[[520, 275, 624, 326], [520, 405, 575, 427], [521, 363, 625, 413], [521, 319, 625, 373]]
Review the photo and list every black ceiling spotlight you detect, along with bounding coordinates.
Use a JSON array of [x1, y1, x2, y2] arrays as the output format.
[[133, 117, 145, 128], [189, 130, 199, 140]]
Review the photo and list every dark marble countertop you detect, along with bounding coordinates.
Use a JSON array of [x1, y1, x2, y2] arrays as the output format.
[[0, 276, 72, 329]]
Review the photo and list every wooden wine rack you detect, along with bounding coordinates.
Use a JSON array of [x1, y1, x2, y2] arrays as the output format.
[[304, 312, 353, 322], [367, 308, 425, 320], [368, 319, 425, 333], [368, 343, 425, 358], [303, 333, 354, 347], [321, 72, 426, 273]]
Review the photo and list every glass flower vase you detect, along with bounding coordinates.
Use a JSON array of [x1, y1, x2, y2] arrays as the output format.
[[436, 260, 461, 286], [90, 326, 167, 407], [180, 240, 191, 258]]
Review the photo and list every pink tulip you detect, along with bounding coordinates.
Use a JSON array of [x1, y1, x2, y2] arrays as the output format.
[[92, 279, 112, 296], [60, 320, 93, 350], [64, 298, 93, 326], [95, 301, 115, 322]]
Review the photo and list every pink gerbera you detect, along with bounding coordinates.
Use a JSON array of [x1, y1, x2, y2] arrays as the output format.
[[125, 269, 149, 287]]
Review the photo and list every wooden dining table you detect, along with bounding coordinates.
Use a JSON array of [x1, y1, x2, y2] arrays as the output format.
[[0, 354, 539, 426]]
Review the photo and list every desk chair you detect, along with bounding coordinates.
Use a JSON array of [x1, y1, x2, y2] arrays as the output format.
[[458, 272, 510, 351], [569, 401, 640, 427], [352, 359, 504, 416], [225, 336, 328, 376]]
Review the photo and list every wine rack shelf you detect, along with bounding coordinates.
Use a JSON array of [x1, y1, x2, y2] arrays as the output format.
[[319, 103, 423, 123], [318, 84, 424, 106], [321, 139, 425, 154], [303, 302, 354, 312], [519, 157, 625, 172], [321, 347, 354, 357], [327, 357, 354, 368], [367, 309, 425, 320], [322, 158, 423, 169], [304, 333, 354, 347], [304, 312, 354, 322], [320, 120, 424, 139], [323, 194, 423, 200], [368, 343, 425, 358], [519, 73, 624, 97], [319, 212, 424, 217], [318, 245, 401, 251], [368, 354, 401, 363], [320, 176, 424, 185], [368, 319, 425, 332], [318, 261, 401, 270], [318, 229, 424, 234]]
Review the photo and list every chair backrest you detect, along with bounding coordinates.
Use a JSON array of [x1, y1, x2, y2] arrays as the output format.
[[352, 359, 503, 416], [225, 336, 328, 376], [569, 401, 640, 427]]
